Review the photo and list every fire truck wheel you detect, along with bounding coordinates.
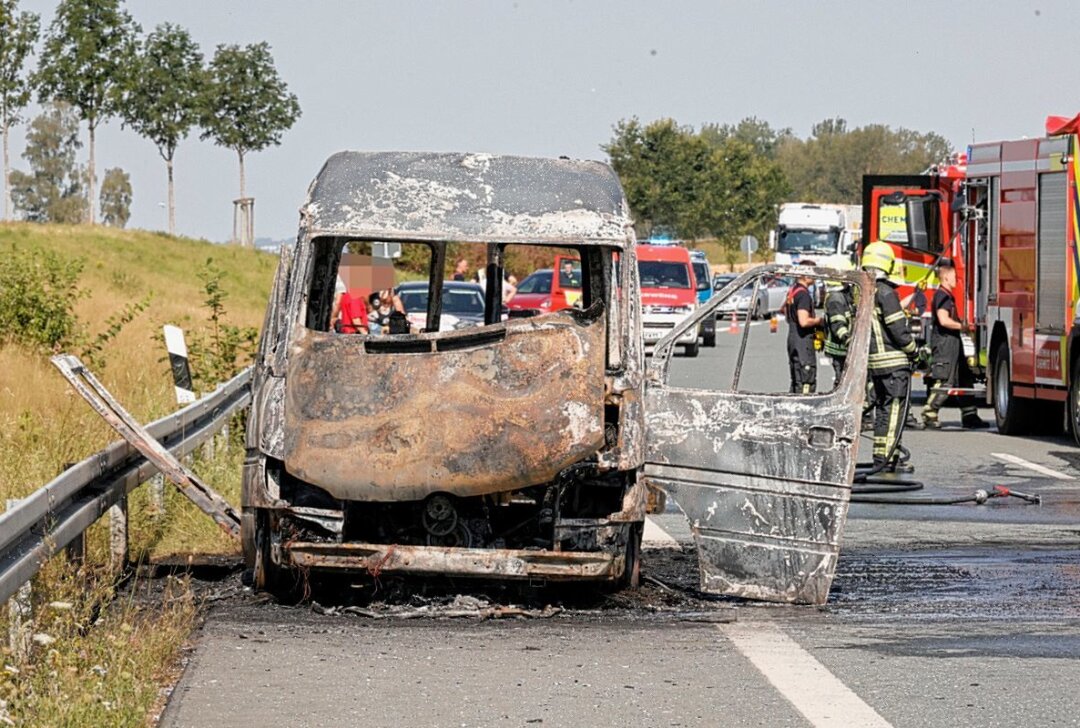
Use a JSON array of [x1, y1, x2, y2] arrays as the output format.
[[1070, 358, 1080, 447], [993, 343, 1032, 435]]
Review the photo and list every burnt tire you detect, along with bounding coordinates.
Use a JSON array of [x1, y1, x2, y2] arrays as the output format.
[[618, 522, 644, 590], [993, 343, 1033, 435], [253, 509, 301, 602], [240, 507, 257, 570]]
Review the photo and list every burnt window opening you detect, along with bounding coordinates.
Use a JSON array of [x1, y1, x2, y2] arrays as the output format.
[[304, 237, 608, 338], [665, 273, 863, 397], [304, 238, 436, 334]]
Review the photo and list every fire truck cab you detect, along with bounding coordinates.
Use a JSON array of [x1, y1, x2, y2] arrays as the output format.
[[863, 114, 1080, 444]]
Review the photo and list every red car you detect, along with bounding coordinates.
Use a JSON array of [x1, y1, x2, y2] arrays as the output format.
[[506, 256, 583, 315]]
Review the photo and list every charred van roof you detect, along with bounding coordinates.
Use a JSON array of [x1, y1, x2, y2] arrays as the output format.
[[301, 151, 632, 245]]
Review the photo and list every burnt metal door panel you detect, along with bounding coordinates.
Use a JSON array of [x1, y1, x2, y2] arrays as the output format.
[[644, 265, 872, 605]]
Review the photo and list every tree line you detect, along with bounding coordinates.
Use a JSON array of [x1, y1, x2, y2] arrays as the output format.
[[604, 116, 951, 262], [0, 0, 300, 237]]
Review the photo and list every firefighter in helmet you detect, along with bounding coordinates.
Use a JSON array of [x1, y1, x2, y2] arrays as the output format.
[[921, 258, 989, 429], [823, 260, 855, 389], [785, 263, 822, 394], [861, 242, 917, 471]]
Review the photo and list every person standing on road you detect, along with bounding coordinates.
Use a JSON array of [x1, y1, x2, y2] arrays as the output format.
[[862, 242, 918, 472], [453, 258, 469, 281], [823, 263, 855, 389], [785, 265, 822, 394], [921, 259, 989, 429]]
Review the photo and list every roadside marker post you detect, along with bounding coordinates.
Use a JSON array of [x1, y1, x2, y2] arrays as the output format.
[[163, 325, 196, 405]]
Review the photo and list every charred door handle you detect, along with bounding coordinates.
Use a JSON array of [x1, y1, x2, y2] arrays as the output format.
[[807, 426, 835, 449]]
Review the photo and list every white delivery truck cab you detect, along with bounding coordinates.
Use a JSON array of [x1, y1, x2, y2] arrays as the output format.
[[769, 203, 861, 268]]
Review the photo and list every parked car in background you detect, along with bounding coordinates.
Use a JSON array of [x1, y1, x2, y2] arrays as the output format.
[[506, 255, 583, 316], [689, 250, 716, 347], [713, 272, 737, 291], [398, 281, 486, 331], [505, 268, 553, 314], [716, 274, 790, 319]]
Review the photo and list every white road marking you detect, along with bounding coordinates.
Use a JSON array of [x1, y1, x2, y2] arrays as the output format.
[[642, 516, 681, 549], [992, 452, 1072, 481], [719, 621, 892, 728]]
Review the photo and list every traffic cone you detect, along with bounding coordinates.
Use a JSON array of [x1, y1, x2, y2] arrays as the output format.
[[769, 314, 778, 334], [728, 312, 739, 334]]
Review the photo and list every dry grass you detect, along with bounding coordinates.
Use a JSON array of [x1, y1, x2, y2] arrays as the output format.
[[0, 222, 275, 504], [0, 222, 274, 726], [0, 564, 199, 728], [139, 437, 245, 560]]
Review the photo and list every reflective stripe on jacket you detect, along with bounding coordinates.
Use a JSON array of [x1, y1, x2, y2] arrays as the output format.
[[868, 279, 915, 374], [823, 289, 852, 358]]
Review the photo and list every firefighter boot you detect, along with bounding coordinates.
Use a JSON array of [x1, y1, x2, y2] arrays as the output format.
[[887, 457, 915, 475], [961, 412, 989, 429]]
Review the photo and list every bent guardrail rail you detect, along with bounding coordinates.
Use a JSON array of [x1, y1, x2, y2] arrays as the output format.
[[0, 366, 252, 605]]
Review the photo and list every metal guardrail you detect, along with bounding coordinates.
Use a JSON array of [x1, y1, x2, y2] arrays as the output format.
[[0, 367, 252, 604]]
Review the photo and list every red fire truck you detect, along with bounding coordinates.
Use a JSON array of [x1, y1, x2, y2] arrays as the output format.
[[862, 113, 1080, 444]]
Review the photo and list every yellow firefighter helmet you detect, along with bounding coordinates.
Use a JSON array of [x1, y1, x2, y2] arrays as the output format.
[[861, 241, 896, 278]]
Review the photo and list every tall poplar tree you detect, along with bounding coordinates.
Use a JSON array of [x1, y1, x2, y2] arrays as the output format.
[[120, 22, 204, 235], [34, 0, 139, 224], [0, 0, 40, 221], [201, 41, 300, 236]]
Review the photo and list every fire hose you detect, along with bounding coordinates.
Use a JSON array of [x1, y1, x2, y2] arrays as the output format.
[[851, 376, 1042, 506]]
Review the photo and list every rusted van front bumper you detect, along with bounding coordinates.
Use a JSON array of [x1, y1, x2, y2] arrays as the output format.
[[285, 541, 623, 581]]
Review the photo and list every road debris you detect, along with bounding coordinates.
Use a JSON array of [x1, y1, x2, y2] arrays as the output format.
[[311, 594, 564, 620], [51, 354, 241, 539]]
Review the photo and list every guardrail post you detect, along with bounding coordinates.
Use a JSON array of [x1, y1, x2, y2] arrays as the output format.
[[201, 433, 215, 461], [65, 532, 86, 568], [149, 473, 166, 516], [6, 499, 32, 662], [110, 496, 129, 576]]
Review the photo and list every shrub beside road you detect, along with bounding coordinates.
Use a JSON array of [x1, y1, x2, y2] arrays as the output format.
[[0, 222, 273, 725]]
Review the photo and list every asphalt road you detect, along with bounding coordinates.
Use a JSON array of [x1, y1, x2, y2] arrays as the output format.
[[162, 324, 1080, 728]]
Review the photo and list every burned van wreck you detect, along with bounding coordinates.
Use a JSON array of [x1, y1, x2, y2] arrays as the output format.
[[243, 151, 872, 605], [243, 152, 649, 592]]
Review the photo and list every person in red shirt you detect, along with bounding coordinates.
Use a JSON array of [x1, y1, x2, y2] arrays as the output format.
[[330, 277, 369, 334], [338, 290, 369, 334]]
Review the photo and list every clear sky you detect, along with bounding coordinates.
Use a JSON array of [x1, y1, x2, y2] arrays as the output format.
[[7, 0, 1079, 243]]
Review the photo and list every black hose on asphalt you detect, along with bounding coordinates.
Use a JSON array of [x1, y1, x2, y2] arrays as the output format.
[[850, 376, 1040, 506]]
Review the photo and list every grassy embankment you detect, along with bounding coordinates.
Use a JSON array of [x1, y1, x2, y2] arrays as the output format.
[[0, 223, 275, 726]]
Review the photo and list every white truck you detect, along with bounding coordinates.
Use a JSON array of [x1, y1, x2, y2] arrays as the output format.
[[768, 203, 862, 269]]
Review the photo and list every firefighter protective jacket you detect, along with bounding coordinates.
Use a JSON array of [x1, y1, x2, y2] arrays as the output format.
[[824, 289, 853, 359], [868, 279, 916, 374]]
